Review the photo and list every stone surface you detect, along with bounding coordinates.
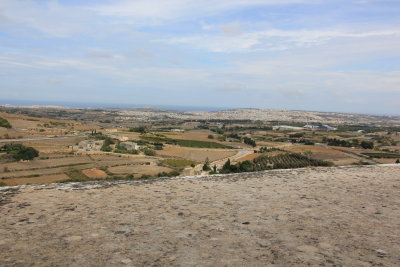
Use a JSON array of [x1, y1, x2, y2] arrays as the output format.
[[0, 165, 399, 266]]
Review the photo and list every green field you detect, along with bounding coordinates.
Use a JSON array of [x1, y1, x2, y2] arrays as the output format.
[[362, 152, 400, 158], [140, 136, 233, 149], [161, 159, 196, 168]]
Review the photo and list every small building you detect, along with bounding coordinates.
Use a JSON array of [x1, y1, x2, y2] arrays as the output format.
[[304, 124, 336, 131], [116, 135, 129, 142], [120, 141, 139, 151], [72, 140, 105, 151], [304, 124, 320, 130]]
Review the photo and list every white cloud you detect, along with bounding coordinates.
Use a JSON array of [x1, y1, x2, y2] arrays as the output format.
[[0, 0, 399, 114], [0, 0, 94, 37], [160, 28, 400, 53], [93, 0, 314, 22]]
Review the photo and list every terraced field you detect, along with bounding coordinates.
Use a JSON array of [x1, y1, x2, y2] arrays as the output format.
[[0, 153, 160, 185]]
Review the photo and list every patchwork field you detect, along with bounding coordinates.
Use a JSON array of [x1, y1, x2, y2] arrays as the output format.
[[285, 145, 359, 165], [1, 174, 70, 186], [0, 165, 399, 266], [0, 111, 95, 133], [0, 153, 162, 186], [108, 165, 173, 177], [21, 137, 85, 152], [161, 130, 220, 142], [157, 145, 236, 162], [234, 152, 260, 162], [82, 169, 108, 179]]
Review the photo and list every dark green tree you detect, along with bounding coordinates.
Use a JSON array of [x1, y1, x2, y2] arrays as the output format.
[[202, 157, 211, 171], [1, 144, 39, 161], [0, 117, 12, 128]]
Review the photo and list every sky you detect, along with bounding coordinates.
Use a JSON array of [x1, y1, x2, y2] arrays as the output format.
[[0, 0, 399, 114]]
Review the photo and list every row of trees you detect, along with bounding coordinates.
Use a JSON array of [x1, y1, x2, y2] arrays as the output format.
[[129, 126, 147, 134], [220, 153, 332, 174], [243, 137, 257, 147], [322, 137, 374, 149]]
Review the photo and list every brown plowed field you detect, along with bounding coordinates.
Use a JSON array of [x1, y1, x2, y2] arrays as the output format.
[[82, 169, 108, 179], [1, 174, 69, 186]]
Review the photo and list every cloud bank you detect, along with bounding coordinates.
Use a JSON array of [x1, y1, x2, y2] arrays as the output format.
[[0, 0, 399, 114]]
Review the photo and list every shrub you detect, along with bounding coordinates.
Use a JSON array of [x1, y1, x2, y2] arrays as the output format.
[[0, 117, 12, 128], [360, 141, 374, 149], [289, 132, 305, 138], [142, 148, 156, 156], [1, 144, 39, 161], [101, 142, 112, 152], [210, 128, 224, 134], [154, 143, 164, 150], [352, 161, 372, 166], [114, 145, 128, 154], [217, 136, 226, 141], [243, 137, 256, 147], [202, 157, 211, 171], [129, 126, 147, 133], [140, 174, 152, 179]]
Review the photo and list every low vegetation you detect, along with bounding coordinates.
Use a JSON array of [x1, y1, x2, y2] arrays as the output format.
[[141, 135, 233, 149], [161, 159, 196, 168], [59, 170, 180, 183], [336, 124, 400, 133], [114, 145, 139, 154], [129, 126, 147, 133], [64, 169, 89, 181], [0, 144, 39, 161], [141, 148, 156, 156], [243, 137, 256, 147], [220, 153, 333, 174], [362, 152, 400, 158], [89, 132, 116, 152], [0, 117, 12, 128], [322, 137, 374, 149]]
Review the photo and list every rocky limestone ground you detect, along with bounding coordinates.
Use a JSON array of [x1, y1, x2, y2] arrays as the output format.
[[0, 165, 399, 266]]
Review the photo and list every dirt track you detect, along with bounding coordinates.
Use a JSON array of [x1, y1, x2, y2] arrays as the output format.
[[1, 165, 399, 266]]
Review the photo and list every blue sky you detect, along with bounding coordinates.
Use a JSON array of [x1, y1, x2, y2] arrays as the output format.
[[0, 0, 399, 114]]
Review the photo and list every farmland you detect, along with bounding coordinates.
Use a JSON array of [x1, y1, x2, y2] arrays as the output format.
[[157, 145, 236, 162], [0, 106, 399, 186]]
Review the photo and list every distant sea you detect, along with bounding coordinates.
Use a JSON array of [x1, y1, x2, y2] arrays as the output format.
[[0, 99, 231, 112], [1, 99, 398, 116]]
